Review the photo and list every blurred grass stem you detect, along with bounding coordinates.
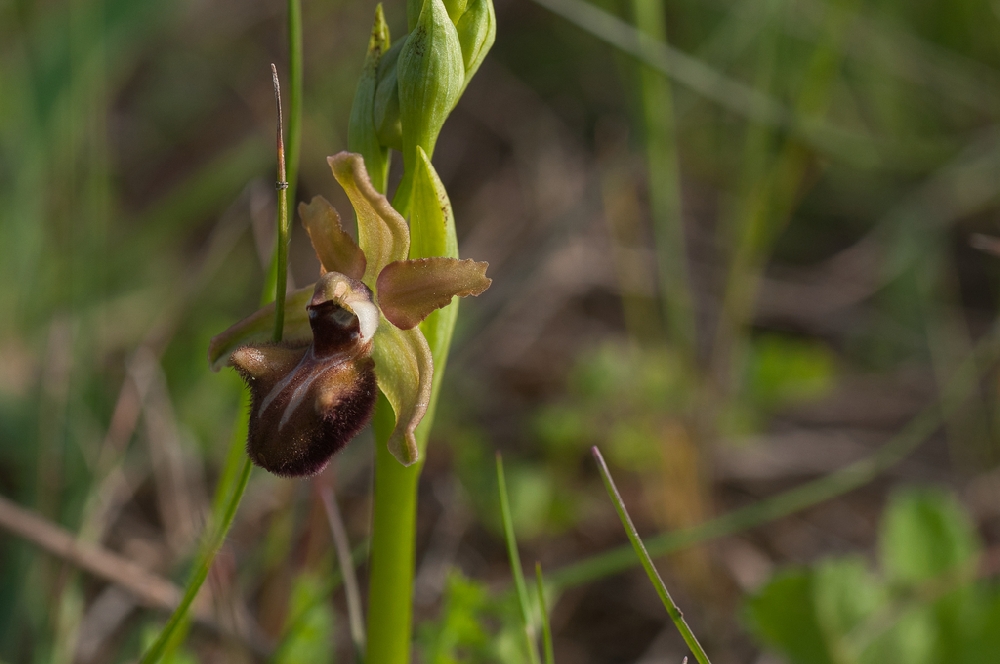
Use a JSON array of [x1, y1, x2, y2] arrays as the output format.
[[497, 454, 542, 664], [630, 0, 694, 354], [321, 486, 367, 661], [271, 63, 290, 340]]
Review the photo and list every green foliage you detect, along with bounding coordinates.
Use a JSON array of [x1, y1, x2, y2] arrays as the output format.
[[747, 486, 995, 664], [273, 572, 337, 664]]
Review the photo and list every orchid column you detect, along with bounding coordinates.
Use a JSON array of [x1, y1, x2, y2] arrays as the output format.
[[346, 0, 495, 662]]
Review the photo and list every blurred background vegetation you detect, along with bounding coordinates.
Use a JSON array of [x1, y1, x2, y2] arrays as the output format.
[[4, 0, 1000, 661]]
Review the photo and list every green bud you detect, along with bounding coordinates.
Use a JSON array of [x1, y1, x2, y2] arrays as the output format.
[[407, 0, 421, 32], [394, 0, 465, 214], [348, 4, 392, 194], [373, 39, 405, 152], [456, 0, 495, 91], [443, 0, 469, 24]]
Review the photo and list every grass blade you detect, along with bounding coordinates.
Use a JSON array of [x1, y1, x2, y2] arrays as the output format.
[[591, 447, 711, 664], [535, 562, 555, 664], [496, 454, 541, 664]]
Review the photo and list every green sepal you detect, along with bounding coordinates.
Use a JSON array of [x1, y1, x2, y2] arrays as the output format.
[[394, 0, 465, 215], [443, 0, 468, 24], [328, 152, 410, 288], [456, 0, 495, 91], [208, 285, 314, 372], [348, 4, 392, 194], [371, 316, 434, 465]]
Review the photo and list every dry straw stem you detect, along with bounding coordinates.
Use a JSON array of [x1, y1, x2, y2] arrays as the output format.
[[591, 447, 712, 664], [320, 485, 367, 659], [0, 493, 197, 616]]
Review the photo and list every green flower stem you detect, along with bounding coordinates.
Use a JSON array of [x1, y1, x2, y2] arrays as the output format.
[[366, 397, 423, 664]]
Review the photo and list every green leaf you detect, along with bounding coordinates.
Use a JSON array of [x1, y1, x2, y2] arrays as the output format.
[[329, 152, 410, 288], [746, 570, 833, 664], [273, 572, 336, 664], [207, 286, 313, 371], [812, 557, 885, 662], [371, 316, 434, 465], [348, 4, 392, 194], [879, 487, 980, 585]]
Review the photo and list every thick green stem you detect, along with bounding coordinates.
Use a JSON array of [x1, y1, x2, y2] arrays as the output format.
[[366, 396, 422, 664]]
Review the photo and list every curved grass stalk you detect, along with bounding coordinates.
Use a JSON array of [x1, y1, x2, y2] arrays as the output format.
[[592, 447, 711, 664]]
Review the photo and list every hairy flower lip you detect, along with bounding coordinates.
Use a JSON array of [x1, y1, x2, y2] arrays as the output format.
[[211, 151, 491, 472]]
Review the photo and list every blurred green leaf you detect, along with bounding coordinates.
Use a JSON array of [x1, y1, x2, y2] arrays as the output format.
[[879, 487, 980, 585], [746, 569, 834, 664], [273, 572, 337, 664]]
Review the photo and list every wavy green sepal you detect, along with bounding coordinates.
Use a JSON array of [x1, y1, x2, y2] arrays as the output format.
[[349, 4, 392, 193], [328, 152, 410, 288], [208, 286, 314, 372], [372, 318, 434, 465]]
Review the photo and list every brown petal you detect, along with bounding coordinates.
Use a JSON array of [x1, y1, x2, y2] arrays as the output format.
[[328, 152, 410, 287], [208, 286, 314, 372], [299, 196, 367, 281], [376, 257, 491, 330]]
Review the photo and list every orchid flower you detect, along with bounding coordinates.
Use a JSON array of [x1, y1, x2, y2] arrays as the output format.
[[209, 152, 490, 476]]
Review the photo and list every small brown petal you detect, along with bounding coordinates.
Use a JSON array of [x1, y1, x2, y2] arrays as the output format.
[[376, 257, 491, 330], [299, 196, 367, 281], [208, 286, 314, 372]]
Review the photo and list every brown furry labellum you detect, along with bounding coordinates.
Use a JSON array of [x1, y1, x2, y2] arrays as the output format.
[[229, 274, 380, 477], [209, 152, 492, 472]]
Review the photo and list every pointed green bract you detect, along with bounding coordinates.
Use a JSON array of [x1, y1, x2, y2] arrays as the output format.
[[208, 286, 314, 371], [371, 317, 433, 465], [299, 196, 367, 280], [456, 0, 495, 90], [394, 0, 465, 215], [410, 146, 457, 260], [329, 152, 410, 287], [349, 4, 392, 194]]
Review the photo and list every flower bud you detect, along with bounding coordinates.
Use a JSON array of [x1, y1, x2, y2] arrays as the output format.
[[456, 0, 495, 90], [373, 39, 404, 152], [394, 0, 464, 213], [348, 4, 391, 193]]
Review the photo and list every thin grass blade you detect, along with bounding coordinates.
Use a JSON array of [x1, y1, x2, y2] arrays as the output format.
[[591, 446, 712, 664], [496, 454, 541, 664]]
